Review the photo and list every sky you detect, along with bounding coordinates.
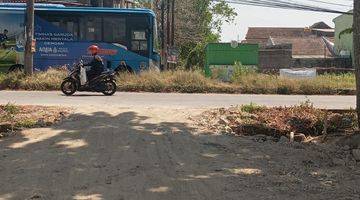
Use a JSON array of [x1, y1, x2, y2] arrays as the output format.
[[220, 0, 353, 42]]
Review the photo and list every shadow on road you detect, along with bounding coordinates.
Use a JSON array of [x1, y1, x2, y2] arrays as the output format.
[[59, 93, 109, 97], [0, 110, 359, 200]]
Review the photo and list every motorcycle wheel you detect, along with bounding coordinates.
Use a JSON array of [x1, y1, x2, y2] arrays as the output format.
[[102, 80, 117, 96], [61, 80, 77, 96]]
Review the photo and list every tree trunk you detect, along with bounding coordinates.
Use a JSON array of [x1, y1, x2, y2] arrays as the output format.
[[355, 0, 360, 128], [24, 0, 34, 75]]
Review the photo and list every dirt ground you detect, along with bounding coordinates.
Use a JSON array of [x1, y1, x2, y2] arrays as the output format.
[[0, 107, 360, 200], [0, 105, 69, 137]]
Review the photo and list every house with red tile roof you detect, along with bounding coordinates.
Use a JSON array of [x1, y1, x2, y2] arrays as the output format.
[[243, 22, 335, 58]]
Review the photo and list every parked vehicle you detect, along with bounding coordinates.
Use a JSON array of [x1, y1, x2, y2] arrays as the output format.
[[61, 60, 117, 96], [0, 3, 160, 73]]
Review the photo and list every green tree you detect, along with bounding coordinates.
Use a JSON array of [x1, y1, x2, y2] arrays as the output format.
[[135, 0, 236, 69], [180, 0, 237, 69]]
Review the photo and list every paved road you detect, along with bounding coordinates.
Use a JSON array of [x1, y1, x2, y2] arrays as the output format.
[[0, 91, 355, 109]]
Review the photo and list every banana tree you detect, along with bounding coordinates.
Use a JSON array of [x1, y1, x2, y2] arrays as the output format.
[[339, 27, 353, 39]]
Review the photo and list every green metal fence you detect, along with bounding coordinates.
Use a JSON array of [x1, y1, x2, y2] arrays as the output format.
[[205, 43, 259, 77]]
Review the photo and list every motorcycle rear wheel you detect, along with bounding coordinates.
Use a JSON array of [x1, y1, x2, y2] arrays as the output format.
[[61, 80, 77, 96], [102, 80, 117, 96]]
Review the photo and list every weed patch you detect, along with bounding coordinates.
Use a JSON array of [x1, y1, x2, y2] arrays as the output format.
[[195, 104, 357, 142], [0, 69, 355, 95], [0, 104, 70, 137], [0, 69, 66, 90]]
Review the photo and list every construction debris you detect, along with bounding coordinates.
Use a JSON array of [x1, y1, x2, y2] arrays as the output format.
[[195, 103, 357, 142]]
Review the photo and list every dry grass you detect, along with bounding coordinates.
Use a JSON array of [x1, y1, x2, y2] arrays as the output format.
[[117, 70, 235, 93], [0, 68, 66, 90], [232, 73, 355, 95], [0, 103, 70, 136], [0, 69, 356, 95]]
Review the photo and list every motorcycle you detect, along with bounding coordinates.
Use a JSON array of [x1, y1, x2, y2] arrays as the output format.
[[61, 60, 117, 96]]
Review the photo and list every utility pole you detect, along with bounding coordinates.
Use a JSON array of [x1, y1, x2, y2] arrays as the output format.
[[166, 0, 170, 46], [160, 0, 166, 70], [24, 0, 34, 75], [166, 0, 172, 69], [354, 0, 360, 128], [166, 0, 170, 69], [171, 0, 175, 46]]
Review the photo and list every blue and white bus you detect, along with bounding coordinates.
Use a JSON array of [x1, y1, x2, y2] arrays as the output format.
[[0, 3, 160, 73]]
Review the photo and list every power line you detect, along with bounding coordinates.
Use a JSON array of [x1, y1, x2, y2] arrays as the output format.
[[213, 0, 353, 14], [302, 0, 352, 8], [231, 0, 344, 12]]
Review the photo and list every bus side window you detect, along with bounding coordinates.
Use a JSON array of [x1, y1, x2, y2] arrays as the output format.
[[81, 17, 102, 42], [39, 14, 79, 40], [64, 20, 79, 39], [51, 21, 60, 27], [103, 17, 126, 46]]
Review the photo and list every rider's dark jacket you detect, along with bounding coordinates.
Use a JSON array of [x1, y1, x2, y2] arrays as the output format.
[[85, 55, 105, 81], [0, 33, 7, 43]]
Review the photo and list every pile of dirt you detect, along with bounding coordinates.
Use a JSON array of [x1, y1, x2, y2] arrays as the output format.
[[0, 104, 70, 137], [194, 103, 357, 143]]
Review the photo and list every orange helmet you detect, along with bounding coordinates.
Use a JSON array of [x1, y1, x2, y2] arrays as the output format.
[[88, 45, 100, 55]]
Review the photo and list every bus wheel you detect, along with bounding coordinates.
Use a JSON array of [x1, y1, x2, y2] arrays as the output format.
[[8, 64, 24, 73], [115, 65, 134, 75]]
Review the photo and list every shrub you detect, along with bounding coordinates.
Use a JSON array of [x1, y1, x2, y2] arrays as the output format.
[[241, 103, 265, 113], [0, 103, 20, 132], [231, 62, 258, 78], [0, 71, 25, 90]]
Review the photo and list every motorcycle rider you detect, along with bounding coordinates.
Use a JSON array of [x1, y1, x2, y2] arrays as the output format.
[[85, 45, 105, 82]]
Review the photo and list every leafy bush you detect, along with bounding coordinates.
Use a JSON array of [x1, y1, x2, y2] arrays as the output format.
[[231, 62, 258, 79], [2, 103, 19, 115]]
